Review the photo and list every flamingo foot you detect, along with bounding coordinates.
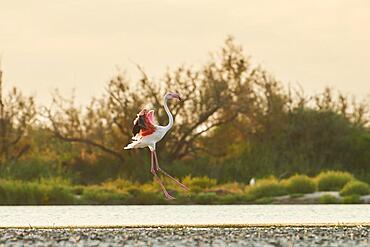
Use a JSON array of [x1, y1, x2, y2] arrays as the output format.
[[158, 168, 190, 191], [153, 151, 190, 191], [164, 193, 176, 200], [151, 151, 175, 200]]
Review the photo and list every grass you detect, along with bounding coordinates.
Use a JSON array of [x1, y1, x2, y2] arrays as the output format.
[[80, 187, 130, 205], [340, 181, 370, 196], [245, 177, 287, 199], [182, 176, 217, 193], [0, 171, 368, 205], [0, 179, 72, 205], [283, 175, 316, 194], [255, 197, 274, 204], [341, 195, 361, 204], [101, 178, 137, 191], [319, 194, 338, 204], [217, 194, 244, 204], [0, 182, 40, 205], [315, 171, 354, 191], [192, 192, 218, 204]]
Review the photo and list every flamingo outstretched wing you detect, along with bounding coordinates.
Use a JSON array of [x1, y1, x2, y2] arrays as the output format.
[[146, 110, 156, 125], [129, 109, 157, 141], [132, 114, 146, 136]]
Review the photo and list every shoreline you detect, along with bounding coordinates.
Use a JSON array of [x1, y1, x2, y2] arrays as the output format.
[[1, 226, 369, 247], [1, 223, 370, 229]]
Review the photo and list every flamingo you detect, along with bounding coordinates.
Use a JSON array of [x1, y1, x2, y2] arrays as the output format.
[[124, 92, 189, 199]]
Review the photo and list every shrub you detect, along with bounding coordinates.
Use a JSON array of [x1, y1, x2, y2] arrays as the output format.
[[0, 179, 77, 205], [182, 176, 217, 192], [319, 194, 338, 204], [72, 186, 84, 195], [40, 177, 72, 186], [81, 187, 129, 204], [283, 175, 316, 194], [101, 178, 136, 191], [212, 182, 245, 194], [316, 171, 354, 191], [0, 160, 59, 181], [245, 177, 287, 199], [255, 197, 274, 204], [46, 186, 75, 204], [341, 195, 361, 204], [340, 181, 370, 196], [240, 193, 256, 202], [0, 180, 48, 205], [193, 192, 218, 204], [126, 186, 165, 204], [218, 194, 243, 204]]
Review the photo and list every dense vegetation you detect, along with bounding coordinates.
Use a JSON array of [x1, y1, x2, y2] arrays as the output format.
[[0, 171, 368, 205], [0, 38, 369, 205]]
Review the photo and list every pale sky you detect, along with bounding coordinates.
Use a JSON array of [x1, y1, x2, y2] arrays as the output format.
[[1, 0, 370, 105]]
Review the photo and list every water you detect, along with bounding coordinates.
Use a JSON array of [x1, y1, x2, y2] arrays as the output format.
[[0, 205, 369, 227]]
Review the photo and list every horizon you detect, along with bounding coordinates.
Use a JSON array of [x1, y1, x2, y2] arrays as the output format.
[[1, 0, 370, 105]]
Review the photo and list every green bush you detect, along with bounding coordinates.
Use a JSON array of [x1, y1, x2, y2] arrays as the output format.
[[283, 175, 316, 194], [81, 187, 130, 204], [126, 184, 168, 204], [101, 178, 136, 191], [40, 177, 72, 186], [319, 194, 338, 204], [0, 179, 78, 205], [255, 197, 274, 204], [218, 194, 243, 204], [0, 171, 366, 205], [131, 191, 164, 204], [46, 186, 75, 204], [239, 193, 256, 202], [316, 171, 354, 191], [72, 186, 84, 195], [340, 181, 370, 196], [0, 160, 60, 181], [245, 177, 287, 199], [212, 182, 244, 194], [0, 180, 48, 205], [193, 192, 218, 204], [341, 195, 361, 204], [182, 176, 217, 192]]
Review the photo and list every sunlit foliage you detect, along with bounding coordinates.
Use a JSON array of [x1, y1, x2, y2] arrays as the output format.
[[0, 69, 36, 164]]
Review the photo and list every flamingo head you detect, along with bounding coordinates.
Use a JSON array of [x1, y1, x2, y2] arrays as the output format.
[[166, 92, 182, 101]]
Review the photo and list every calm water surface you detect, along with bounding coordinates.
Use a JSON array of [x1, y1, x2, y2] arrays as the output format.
[[0, 205, 369, 227]]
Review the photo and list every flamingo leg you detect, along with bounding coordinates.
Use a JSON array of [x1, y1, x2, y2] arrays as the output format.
[[153, 151, 189, 191], [150, 151, 175, 200]]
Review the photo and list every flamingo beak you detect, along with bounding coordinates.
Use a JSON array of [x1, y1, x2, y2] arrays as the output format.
[[168, 92, 182, 101]]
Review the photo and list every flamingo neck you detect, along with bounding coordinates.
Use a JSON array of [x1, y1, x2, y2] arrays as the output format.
[[163, 96, 173, 131]]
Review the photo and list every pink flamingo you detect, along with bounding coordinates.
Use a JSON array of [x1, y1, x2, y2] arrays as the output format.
[[124, 92, 189, 199]]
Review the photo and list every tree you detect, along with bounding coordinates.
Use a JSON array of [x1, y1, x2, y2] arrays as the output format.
[[0, 68, 36, 164], [46, 37, 262, 163], [44, 38, 370, 183]]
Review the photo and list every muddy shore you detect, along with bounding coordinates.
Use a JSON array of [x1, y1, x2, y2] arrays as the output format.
[[0, 226, 368, 246]]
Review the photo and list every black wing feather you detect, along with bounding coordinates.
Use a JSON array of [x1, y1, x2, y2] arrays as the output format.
[[132, 115, 147, 135]]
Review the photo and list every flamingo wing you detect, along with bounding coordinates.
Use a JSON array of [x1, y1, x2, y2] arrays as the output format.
[[130, 109, 156, 137], [146, 110, 156, 126], [132, 114, 147, 136]]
